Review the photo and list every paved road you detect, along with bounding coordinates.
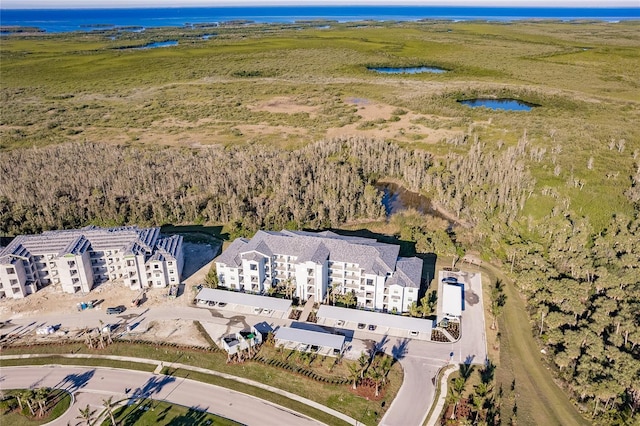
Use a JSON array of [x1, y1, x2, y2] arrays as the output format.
[[0, 366, 322, 426]]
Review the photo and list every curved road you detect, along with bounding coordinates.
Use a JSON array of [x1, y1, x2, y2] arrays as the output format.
[[0, 366, 322, 426]]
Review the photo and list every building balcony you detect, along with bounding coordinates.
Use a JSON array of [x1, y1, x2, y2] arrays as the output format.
[[366, 292, 374, 299]]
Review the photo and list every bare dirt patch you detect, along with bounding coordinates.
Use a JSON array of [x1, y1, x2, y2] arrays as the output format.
[[248, 96, 319, 116], [326, 98, 463, 145]]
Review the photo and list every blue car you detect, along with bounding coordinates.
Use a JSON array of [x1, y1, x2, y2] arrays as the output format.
[[442, 277, 458, 284]]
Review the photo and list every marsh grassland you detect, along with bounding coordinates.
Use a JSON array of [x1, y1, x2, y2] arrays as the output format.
[[1, 20, 639, 425]]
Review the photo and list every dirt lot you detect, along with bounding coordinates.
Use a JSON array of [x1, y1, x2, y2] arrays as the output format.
[[0, 242, 218, 347]]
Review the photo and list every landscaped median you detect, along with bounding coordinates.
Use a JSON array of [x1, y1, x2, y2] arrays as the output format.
[[1, 340, 403, 426]]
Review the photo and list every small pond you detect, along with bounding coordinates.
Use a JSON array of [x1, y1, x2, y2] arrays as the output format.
[[458, 98, 537, 111], [369, 66, 447, 74], [377, 182, 449, 222]]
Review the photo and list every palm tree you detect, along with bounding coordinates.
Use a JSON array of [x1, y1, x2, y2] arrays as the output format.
[[341, 291, 356, 308], [448, 377, 466, 420], [348, 363, 360, 390], [22, 389, 36, 416], [35, 387, 49, 417], [368, 366, 384, 397], [101, 397, 117, 426], [408, 301, 420, 318], [379, 356, 393, 386], [76, 404, 97, 426], [357, 352, 370, 379]]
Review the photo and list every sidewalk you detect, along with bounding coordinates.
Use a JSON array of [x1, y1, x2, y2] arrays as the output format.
[[2, 352, 357, 425], [425, 363, 459, 426]]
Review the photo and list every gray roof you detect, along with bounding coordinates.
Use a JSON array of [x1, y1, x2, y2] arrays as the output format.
[[317, 305, 433, 333], [275, 326, 345, 350], [215, 238, 249, 267], [387, 257, 423, 289], [216, 230, 402, 277], [0, 226, 174, 265], [195, 288, 292, 311]]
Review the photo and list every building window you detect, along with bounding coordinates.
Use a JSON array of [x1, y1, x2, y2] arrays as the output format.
[[154, 264, 159, 269], [6, 267, 15, 274], [9, 279, 18, 285], [366, 279, 373, 286], [250, 264, 258, 271], [170, 277, 176, 282], [169, 269, 174, 274], [168, 261, 173, 266]]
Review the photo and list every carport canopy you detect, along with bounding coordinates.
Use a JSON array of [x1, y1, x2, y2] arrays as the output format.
[[442, 284, 463, 317], [195, 288, 292, 312], [275, 326, 345, 351], [317, 305, 433, 334]]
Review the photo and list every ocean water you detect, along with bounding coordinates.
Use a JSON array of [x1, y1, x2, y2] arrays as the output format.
[[1, 6, 639, 33]]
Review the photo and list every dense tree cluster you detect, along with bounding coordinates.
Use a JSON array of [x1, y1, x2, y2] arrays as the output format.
[[0, 137, 432, 235], [430, 135, 536, 226], [512, 213, 640, 424]]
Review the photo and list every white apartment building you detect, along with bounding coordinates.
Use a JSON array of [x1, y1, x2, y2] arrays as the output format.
[[0, 226, 184, 299], [215, 230, 423, 314]]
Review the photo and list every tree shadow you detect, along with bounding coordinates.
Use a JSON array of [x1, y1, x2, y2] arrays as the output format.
[[459, 363, 474, 381], [161, 224, 228, 243], [480, 359, 496, 384], [129, 375, 176, 402], [55, 369, 96, 392], [391, 338, 410, 364], [167, 405, 211, 425], [371, 335, 390, 357]]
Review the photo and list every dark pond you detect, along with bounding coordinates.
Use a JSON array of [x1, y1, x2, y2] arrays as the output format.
[[137, 40, 178, 49], [369, 66, 447, 74], [458, 98, 537, 111], [377, 182, 450, 222]]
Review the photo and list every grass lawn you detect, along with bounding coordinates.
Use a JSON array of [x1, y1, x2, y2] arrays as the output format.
[[0, 389, 71, 426], [1, 341, 401, 426], [0, 355, 157, 372], [104, 399, 241, 426]]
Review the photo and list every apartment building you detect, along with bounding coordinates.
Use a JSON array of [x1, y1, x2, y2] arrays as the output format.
[[0, 226, 183, 299], [215, 230, 423, 313]]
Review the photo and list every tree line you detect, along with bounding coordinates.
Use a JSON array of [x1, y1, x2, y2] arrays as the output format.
[[0, 135, 532, 237]]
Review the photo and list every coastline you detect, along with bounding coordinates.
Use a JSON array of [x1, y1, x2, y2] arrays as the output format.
[[1, 6, 638, 34]]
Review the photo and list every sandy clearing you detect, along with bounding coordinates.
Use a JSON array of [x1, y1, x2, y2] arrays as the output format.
[[0, 242, 218, 347], [246, 96, 319, 116]]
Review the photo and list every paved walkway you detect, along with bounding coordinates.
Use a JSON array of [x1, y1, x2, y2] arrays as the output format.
[[425, 363, 460, 426], [299, 295, 315, 322], [1, 352, 357, 425]]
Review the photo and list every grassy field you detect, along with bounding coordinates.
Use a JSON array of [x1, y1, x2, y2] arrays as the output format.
[[1, 341, 401, 426], [479, 262, 589, 426], [3, 21, 637, 228]]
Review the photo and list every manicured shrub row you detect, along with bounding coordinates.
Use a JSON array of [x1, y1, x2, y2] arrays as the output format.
[[253, 355, 349, 385]]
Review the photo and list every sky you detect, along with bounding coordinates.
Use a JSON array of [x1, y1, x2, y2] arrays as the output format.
[[2, 0, 638, 9]]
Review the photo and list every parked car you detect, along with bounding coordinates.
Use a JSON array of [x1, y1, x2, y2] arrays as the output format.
[[368, 324, 377, 331], [357, 323, 366, 329], [442, 277, 458, 284], [106, 306, 125, 315], [409, 330, 419, 337], [218, 302, 227, 308]]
